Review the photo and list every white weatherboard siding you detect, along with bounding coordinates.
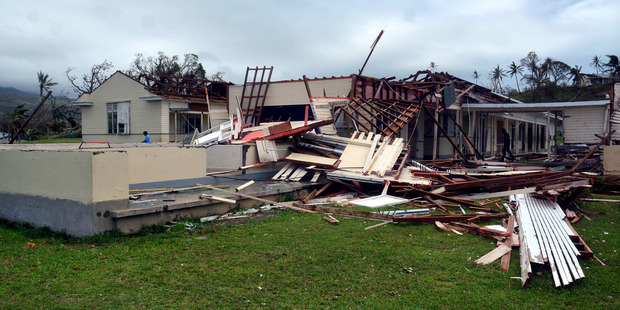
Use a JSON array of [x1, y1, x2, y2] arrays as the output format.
[[210, 102, 229, 127], [612, 83, 620, 141], [228, 77, 352, 111], [563, 105, 607, 144], [78, 72, 160, 143]]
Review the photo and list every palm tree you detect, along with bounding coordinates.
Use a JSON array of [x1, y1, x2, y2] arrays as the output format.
[[590, 55, 603, 74], [472, 70, 480, 85], [36, 71, 57, 127], [508, 62, 523, 93], [569, 65, 583, 86], [490, 65, 506, 93], [541, 57, 554, 83], [37, 71, 57, 97], [429, 62, 438, 73], [604, 55, 620, 77]]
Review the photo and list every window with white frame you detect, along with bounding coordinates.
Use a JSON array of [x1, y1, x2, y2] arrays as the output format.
[[107, 102, 130, 135]]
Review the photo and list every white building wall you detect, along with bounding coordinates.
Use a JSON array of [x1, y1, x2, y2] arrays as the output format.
[[78, 72, 162, 143], [564, 105, 607, 144]]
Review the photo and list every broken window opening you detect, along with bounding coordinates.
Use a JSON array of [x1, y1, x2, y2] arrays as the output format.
[[177, 113, 203, 135]]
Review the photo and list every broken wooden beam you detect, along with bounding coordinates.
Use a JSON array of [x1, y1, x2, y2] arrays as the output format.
[[235, 180, 255, 192], [199, 194, 236, 204], [293, 203, 393, 221], [475, 244, 511, 265], [198, 184, 315, 213], [364, 221, 391, 230], [322, 215, 339, 224], [392, 213, 509, 223], [569, 130, 615, 173], [500, 215, 515, 272], [405, 187, 480, 208]]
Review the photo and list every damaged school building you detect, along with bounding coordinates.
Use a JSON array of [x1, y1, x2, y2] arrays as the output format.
[[1, 66, 619, 287]]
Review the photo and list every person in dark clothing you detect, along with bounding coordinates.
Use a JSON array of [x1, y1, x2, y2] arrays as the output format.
[[501, 128, 514, 161]]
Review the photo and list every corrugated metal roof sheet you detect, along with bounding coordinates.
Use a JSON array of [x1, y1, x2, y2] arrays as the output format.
[[463, 100, 609, 111]]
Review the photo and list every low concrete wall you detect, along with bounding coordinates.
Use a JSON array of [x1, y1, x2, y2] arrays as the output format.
[[126, 147, 207, 184], [604, 145, 620, 174], [0, 143, 298, 236], [0, 149, 129, 236], [204, 143, 292, 174]]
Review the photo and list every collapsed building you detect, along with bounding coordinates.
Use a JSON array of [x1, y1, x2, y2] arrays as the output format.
[[1, 66, 619, 287]]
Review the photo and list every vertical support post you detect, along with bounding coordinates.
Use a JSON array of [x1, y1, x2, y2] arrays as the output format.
[[304, 105, 309, 127], [457, 110, 462, 152], [546, 111, 551, 160], [433, 108, 439, 162], [174, 111, 178, 143], [471, 111, 476, 153], [554, 112, 559, 155]]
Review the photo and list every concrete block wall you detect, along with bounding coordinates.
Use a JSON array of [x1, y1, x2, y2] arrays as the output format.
[[0, 144, 287, 236], [126, 147, 207, 184], [604, 145, 620, 174]]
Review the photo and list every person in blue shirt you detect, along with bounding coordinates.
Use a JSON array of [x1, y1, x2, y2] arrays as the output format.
[[142, 131, 151, 143]]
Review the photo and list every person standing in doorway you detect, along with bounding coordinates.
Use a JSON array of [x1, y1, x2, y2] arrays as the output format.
[[501, 128, 514, 161], [142, 131, 151, 143]]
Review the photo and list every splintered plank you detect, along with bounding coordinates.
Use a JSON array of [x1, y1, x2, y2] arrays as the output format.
[[310, 172, 321, 183], [293, 203, 393, 221], [199, 194, 236, 204], [475, 244, 512, 265], [284, 153, 339, 168], [364, 221, 391, 230], [272, 162, 293, 180], [323, 215, 340, 224], [500, 215, 515, 271], [519, 228, 533, 286], [393, 213, 509, 223], [198, 184, 315, 213], [515, 195, 544, 264]]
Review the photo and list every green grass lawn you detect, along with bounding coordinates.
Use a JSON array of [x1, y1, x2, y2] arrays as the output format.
[[0, 197, 617, 309]]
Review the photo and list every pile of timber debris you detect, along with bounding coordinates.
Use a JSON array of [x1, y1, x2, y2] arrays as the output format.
[[514, 193, 590, 287], [181, 106, 614, 288]]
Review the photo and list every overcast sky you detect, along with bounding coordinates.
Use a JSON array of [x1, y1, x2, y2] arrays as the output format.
[[1, 0, 618, 96]]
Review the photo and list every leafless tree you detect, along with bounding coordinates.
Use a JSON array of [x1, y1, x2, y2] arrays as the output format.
[[66, 60, 114, 95]]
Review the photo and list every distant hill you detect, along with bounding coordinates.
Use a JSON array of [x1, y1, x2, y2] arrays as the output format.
[[510, 83, 611, 103], [0, 86, 31, 95], [0, 86, 39, 114]]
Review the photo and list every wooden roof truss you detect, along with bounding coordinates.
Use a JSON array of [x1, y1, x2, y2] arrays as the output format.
[[338, 97, 422, 138]]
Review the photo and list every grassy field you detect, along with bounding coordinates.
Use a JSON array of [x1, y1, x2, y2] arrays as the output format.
[[0, 196, 617, 309]]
